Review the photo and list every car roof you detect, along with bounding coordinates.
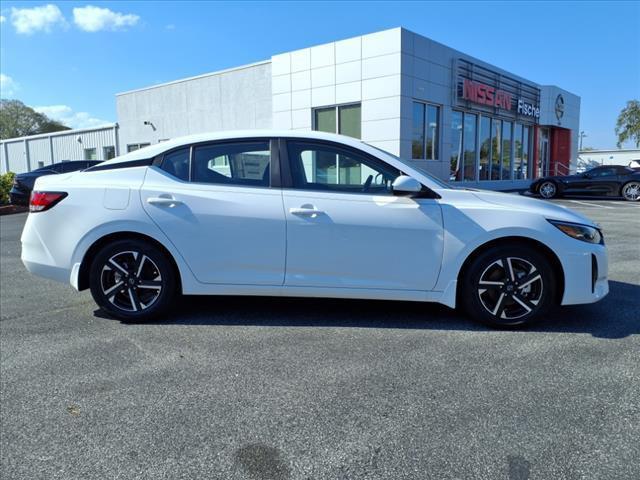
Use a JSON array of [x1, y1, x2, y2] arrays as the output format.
[[94, 129, 448, 191], [101, 130, 380, 165]]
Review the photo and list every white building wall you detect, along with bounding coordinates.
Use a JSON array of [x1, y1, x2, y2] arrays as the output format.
[[116, 61, 272, 150], [271, 28, 406, 156], [539, 85, 581, 172], [578, 149, 640, 170], [0, 125, 118, 174]]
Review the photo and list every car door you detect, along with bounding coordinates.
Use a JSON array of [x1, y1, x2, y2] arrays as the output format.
[[141, 139, 286, 285], [281, 139, 443, 291], [572, 167, 618, 195]]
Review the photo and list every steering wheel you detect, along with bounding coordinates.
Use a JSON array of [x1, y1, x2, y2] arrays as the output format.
[[362, 174, 373, 192]]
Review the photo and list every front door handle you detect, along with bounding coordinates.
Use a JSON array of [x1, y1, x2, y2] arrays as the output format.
[[289, 207, 324, 217], [147, 196, 182, 207]]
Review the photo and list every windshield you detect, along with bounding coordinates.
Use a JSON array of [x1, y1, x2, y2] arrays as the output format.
[[367, 144, 452, 189]]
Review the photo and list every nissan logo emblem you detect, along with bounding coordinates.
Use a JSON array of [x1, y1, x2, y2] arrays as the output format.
[[555, 94, 565, 121]]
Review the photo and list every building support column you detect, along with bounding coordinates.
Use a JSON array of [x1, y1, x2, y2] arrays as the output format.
[[24, 139, 31, 172], [49, 135, 55, 165]]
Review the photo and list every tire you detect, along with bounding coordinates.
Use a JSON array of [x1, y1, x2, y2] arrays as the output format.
[[538, 180, 560, 199], [620, 181, 640, 201], [461, 245, 557, 328], [89, 239, 177, 321]]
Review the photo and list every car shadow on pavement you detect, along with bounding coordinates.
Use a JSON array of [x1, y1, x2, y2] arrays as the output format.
[[99, 280, 639, 339]]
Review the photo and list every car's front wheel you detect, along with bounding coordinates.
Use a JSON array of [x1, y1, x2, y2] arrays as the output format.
[[89, 239, 176, 321], [461, 246, 557, 327], [538, 181, 559, 199], [621, 181, 640, 201]]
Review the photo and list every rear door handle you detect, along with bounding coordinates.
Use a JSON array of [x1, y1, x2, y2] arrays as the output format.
[[147, 196, 182, 207], [289, 207, 324, 216]]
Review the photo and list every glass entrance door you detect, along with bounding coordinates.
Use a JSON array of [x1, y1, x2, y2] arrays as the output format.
[[538, 128, 550, 178]]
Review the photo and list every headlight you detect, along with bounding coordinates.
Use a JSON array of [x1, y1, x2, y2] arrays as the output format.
[[548, 219, 603, 244]]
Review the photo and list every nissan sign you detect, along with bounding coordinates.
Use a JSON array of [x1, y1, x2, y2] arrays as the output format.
[[517, 99, 540, 119], [459, 77, 540, 119]]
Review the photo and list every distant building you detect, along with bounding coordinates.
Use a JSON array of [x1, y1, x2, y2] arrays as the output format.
[[1, 124, 119, 174], [577, 149, 640, 171]]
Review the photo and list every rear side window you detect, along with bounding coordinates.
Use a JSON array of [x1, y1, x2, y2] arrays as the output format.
[[59, 161, 85, 173], [161, 148, 190, 181], [192, 141, 271, 187]]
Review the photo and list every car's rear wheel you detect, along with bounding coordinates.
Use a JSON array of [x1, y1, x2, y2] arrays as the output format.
[[461, 245, 557, 327], [621, 181, 640, 201], [538, 181, 559, 199], [89, 239, 176, 321]]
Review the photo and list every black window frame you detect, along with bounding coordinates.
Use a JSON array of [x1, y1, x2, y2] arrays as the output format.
[[279, 138, 439, 198], [154, 138, 282, 189]]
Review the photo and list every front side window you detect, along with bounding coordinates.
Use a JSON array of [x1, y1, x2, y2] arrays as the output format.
[[589, 167, 617, 177], [287, 141, 400, 195], [412, 102, 440, 160], [193, 141, 271, 187]]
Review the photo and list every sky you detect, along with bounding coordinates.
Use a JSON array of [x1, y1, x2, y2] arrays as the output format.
[[1, 1, 639, 149]]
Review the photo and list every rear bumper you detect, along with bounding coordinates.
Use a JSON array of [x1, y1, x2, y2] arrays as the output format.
[[21, 214, 72, 284]]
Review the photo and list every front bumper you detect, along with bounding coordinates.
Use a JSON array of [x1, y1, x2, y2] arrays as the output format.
[[560, 243, 609, 305]]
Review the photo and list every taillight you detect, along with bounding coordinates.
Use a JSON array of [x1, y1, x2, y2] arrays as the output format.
[[29, 191, 68, 213]]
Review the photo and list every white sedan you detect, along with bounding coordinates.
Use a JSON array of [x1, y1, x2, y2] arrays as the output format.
[[21, 130, 609, 327]]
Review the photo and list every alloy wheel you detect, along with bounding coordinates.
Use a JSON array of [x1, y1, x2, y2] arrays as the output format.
[[477, 257, 544, 321], [622, 182, 640, 201], [539, 181, 556, 199], [100, 250, 163, 312]]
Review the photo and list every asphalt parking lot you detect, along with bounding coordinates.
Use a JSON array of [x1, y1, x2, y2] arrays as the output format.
[[1, 198, 639, 480]]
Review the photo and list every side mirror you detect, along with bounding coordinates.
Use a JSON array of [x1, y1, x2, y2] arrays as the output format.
[[392, 175, 422, 196], [582, 172, 591, 178]]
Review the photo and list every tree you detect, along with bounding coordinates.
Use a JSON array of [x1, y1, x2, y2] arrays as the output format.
[[0, 99, 70, 140], [615, 100, 640, 148]]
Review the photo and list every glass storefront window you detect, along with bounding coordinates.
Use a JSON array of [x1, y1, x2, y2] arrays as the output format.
[[426, 105, 440, 161], [412, 103, 425, 159], [311, 104, 362, 182], [313, 104, 361, 139], [501, 121, 512, 180], [450, 111, 463, 181], [514, 124, 523, 179], [339, 104, 361, 139], [314, 107, 337, 134], [479, 116, 491, 180], [522, 126, 530, 179], [412, 101, 440, 160], [491, 119, 501, 180], [463, 113, 477, 181]]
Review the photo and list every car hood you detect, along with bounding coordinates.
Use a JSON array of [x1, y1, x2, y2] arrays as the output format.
[[469, 189, 598, 227]]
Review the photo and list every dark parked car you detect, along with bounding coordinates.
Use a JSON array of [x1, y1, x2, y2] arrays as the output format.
[[530, 165, 640, 201], [9, 160, 101, 205]]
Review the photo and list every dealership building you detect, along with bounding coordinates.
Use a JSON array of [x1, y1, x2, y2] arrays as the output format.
[[2, 27, 580, 190]]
